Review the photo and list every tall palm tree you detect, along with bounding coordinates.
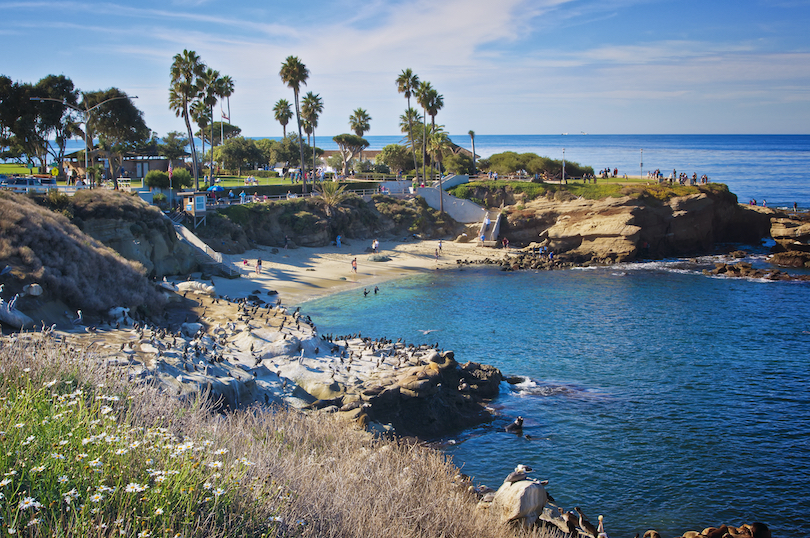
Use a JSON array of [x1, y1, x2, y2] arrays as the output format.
[[279, 56, 309, 192], [190, 99, 209, 172], [427, 127, 451, 213], [399, 107, 423, 153], [220, 75, 234, 123], [201, 67, 225, 181], [273, 99, 293, 138], [169, 49, 205, 189], [425, 89, 444, 128], [396, 69, 420, 178], [349, 108, 371, 162], [416, 81, 434, 184], [468, 130, 476, 174], [301, 91, 323, 180]]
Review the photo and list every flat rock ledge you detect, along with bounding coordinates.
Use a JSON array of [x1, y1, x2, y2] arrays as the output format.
[[11, 285, 502, 440]]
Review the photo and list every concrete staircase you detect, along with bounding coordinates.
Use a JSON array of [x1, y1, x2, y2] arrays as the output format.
[[169, 219, 239, 277]]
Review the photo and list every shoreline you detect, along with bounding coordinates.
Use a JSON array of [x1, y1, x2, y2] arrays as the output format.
[[209, 238, 507, 306]]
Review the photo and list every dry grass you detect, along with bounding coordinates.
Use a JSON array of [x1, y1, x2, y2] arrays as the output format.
[[0, 335, 559, 538], [0, 191, 164, 314]]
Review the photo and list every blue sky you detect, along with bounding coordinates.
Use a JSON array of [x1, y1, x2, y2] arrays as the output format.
[[2, 0, 809, 136]]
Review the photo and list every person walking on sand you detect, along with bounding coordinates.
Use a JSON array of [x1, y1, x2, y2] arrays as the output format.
[[256, 258, 262, 275], [351, 258, 357, 274], [438, 239, 443, 253], [284, 235, 289, 250], [435, 248, 439, 262]]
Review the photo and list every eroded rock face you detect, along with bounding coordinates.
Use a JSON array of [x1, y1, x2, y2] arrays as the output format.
[[500, 191, 771, 263], [81, 218, 197, 277], [771, 217, 810, 252]]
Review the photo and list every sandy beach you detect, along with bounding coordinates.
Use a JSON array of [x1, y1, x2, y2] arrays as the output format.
[[210, 238, 505, 306]]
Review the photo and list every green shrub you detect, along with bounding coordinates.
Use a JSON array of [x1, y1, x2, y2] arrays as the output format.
[[145, 170, 169, 189]]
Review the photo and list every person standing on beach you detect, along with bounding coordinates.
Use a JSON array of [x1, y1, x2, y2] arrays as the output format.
[[435, 248, 439, 262], [336, 235, 342, 248], [438, 239, 443, 253], [284, 235, 289, 249], [794, 202, 798, 213], [256, 258, 262, 275], [351, 258, 357, 273]]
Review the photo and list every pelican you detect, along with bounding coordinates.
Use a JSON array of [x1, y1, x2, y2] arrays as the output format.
[[574, 507, 598, 538], [597, 514, 609, 538]]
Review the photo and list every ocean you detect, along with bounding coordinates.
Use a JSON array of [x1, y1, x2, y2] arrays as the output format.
[[297, 135, 810, 537]]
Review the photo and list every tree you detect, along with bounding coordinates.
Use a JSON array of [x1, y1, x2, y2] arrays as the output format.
[[273, 99, 293, 138], [200, 67, 227, 179], [36, 75, 81, 174], [83, 88, 149, 189], [279, 56, 309, 192], [332, 133, 368, 177], [169, 49, 205, 189], [396, 69, 420, 178], [348, 107, 370, 162], [189, 99, 210, 170], [399, 107, 423, 159], [217, 136, 262, 175], [377, 144, 413, 175], [301, 91, 323, 179], [427, 127, 451, 213], [415, 81, 434, 184], [196, 122, 240, 146], [349, 108, 371, 137], [159, 131, 188, 163], [468, 130, 476, 173], [315, 180, 349, 218], [444, 152, 475, 175], [220, 74, 234, 124]]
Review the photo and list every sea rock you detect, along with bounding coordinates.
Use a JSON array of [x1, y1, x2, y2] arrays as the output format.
[[490, 480, 549, 527], [496, 187, 772, 263], [176, 281, 216, 296], [22, 283, 43, 297], [770, 216, 810, 252], [769, 250, 810, 268]]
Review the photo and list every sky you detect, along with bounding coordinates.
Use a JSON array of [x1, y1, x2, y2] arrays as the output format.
[[2, 0, 809, 137]]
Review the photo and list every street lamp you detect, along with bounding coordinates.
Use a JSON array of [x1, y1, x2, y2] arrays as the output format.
[[30, 95, 137, 185]]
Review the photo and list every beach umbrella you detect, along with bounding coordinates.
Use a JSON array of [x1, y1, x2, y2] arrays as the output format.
[[207, 185, 224, 192]]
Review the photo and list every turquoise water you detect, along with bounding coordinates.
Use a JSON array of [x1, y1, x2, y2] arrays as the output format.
[[301, 256, 810, 537]]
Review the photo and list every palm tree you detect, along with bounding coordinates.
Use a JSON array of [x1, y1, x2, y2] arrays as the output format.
[[279, 56, 309, 192], [399, 107, 423, 150], [416, 81, 434, 184], [396, 69, 420, 178], [301, 91, 323, 180], [169, 49, 205, 189], [349, 108, 371, 162], [315, 180, 348, 218], [427, 126, 451, 213], [200, 68, 226, 181], [273, 99, 293, 138], [220, 75, 234, 123], [468, 130, 476, 174], [190, 99, 209, 172]]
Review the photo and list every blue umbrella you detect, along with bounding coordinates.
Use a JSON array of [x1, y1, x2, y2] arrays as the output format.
[[207, 185, 224, 192]]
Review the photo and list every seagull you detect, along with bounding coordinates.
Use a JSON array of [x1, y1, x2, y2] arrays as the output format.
[[504, 464, 532, 483], [72, 310, 83, 325]]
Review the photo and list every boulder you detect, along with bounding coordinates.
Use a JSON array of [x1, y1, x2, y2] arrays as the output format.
[[491, 480, 548, 527]]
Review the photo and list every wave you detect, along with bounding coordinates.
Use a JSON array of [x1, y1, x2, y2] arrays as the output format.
[[508, 377, 606, 400]]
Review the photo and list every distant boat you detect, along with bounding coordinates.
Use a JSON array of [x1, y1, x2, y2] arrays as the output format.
[[562, 132, 568, 135], [581, 131, 588, 135]]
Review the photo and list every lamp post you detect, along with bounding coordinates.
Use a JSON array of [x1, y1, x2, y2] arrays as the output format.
[[30, 95, 137, 185], [562, 148, 565, 184], [640, 148, 643, 181]]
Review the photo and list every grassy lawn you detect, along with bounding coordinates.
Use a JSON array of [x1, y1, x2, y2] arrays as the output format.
[[0, 163, 32, 175]]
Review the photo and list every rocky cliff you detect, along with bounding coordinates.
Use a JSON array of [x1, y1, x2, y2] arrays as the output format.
[[493, 186, 771, 263]]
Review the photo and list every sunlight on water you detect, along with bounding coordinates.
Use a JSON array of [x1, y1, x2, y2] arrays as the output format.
[[302, 264, 810, 537]]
